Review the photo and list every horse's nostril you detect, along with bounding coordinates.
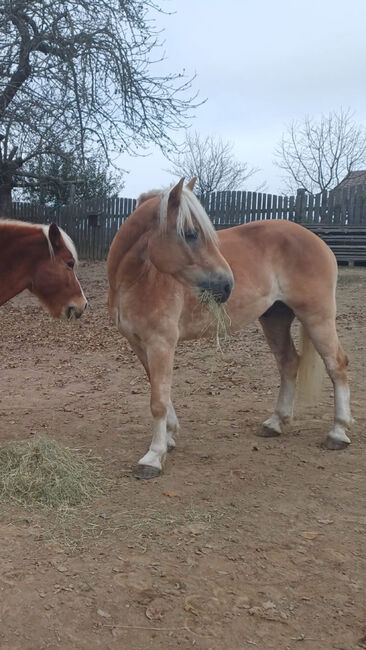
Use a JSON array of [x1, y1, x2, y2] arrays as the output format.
[[84, 302, 88, 311], [224, 283, 231, 296]]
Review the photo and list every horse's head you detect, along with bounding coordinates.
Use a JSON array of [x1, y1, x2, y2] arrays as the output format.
[[147, 178, 234, 303], [31, 223, 87, 319]]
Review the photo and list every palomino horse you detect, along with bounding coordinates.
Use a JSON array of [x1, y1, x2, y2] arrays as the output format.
[[108, 178, 351, 479], [0, 220, 87, 318]]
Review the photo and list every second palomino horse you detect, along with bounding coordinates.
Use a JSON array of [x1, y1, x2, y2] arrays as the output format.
[[107, 178, 351, 479]]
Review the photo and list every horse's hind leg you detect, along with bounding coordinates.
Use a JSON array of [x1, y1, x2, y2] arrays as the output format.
[[167, 401, 179, 450], [258, 302, 299, 437], [300, 317, 351, 449]]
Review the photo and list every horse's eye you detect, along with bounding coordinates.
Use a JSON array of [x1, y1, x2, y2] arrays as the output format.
[[67, 261, 75, 269], [184, 229, 199, 243]]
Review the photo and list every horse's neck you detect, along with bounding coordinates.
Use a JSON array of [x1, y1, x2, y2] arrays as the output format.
[[0, 224, 46, 305], [108, 205, 157, 287]]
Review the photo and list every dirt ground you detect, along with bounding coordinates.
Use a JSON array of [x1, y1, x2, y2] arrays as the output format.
[[0, 262, 365, 650]]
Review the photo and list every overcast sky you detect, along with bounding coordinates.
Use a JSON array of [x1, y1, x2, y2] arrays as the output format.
[[120, 0, 366, 197]]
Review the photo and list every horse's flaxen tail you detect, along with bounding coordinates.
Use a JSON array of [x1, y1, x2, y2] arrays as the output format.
[[297, 325, 325, 405]]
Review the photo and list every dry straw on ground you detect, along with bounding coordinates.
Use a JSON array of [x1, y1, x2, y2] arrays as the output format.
[[0, 437, 104, 507]]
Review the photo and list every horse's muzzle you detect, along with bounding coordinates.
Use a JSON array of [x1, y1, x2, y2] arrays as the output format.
[[198, 273, 234, 303], [66, 302, 87, 320]]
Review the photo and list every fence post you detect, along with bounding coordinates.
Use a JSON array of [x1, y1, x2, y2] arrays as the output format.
[[295, 188, 306, 223]]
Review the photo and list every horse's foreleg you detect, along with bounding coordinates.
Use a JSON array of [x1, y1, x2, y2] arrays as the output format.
[[258, 303, 299, 437], [134, 340, 176, 479], [128, 339, 179, 454]]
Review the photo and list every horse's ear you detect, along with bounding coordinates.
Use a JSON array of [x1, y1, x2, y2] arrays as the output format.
[[168, 177, 185, 207], [186, 177, 197, 191], [49, 223, 62, 250]]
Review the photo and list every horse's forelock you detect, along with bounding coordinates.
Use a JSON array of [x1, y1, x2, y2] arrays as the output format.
[[159, 187, 218, 244]]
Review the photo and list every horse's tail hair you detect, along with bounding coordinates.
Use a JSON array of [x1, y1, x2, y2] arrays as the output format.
[[297, 325, 325, 405]]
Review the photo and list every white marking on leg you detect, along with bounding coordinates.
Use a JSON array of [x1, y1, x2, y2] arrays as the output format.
[[167, 401, 179, 449], [327, 382, 352, 445], [277, 376, 296, 423], [334, 383, 352, 427], [138, 415, 168, 470], [262, 376, 296, 434], [167, 433, 176, 449], [167, 401, 179, 434]]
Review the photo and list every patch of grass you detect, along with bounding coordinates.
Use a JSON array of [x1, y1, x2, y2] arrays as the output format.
[[199, 290, 231, 349], [0, 437, 104, 508]]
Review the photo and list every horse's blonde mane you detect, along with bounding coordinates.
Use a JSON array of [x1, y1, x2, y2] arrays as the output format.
[[136, 190, 161, 207], [159, 187, 218, 244], [0, 219, 78, 263]]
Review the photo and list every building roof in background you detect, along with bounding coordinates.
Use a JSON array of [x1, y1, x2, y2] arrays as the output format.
[[336, 170, 366, 189]]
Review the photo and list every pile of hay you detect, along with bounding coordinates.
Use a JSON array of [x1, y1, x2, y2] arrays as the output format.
[[0, 437, 103, 507], [199, 290, 231, 349]]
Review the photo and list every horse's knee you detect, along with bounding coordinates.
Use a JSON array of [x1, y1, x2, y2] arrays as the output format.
[[326, 347, 349, 384], [150, 398, 168, 420]]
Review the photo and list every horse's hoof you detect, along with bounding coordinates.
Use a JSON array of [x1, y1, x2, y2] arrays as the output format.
[[324, 436, 350, 451], [133, 465, 161, 480], [167, 442, 176, 452], [257, 424, 281, 438]]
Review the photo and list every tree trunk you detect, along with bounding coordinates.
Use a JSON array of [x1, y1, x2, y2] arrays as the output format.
[[0, 183, 13, 217]]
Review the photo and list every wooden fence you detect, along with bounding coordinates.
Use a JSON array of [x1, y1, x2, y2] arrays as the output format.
[[200, 186, 366, 228], [10, 186, 366, 263]]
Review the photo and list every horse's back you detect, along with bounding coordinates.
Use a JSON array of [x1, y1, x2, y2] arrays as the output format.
[[218, 219, 336, 278]]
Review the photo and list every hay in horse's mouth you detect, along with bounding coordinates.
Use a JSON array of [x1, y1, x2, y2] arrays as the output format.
[[0, 437, 104, 507], [199, 290, 231, 349]]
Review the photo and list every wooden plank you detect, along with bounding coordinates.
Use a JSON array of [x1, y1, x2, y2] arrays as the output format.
[[272, 194, 278, 220], [235, 191, 242, 224], [319, 190, 329, 224], [277, 195, 283, 220], [233, 191, 240, 224], [332, 189, 341, 225], [266, 193, 272, 220], [327, 189, 335, 225], [313, 192, 321, 224], [240, 191, 247, 223], [218, 192, 224, 225], [307, 193, 314, 223], [354, 188, 363, 225], [255, 192, 262, 220], [210, 192, 217, 227], [244, 192, 251, 222], [226, 191, 234, 224], [295, 189, 306, 222], [348, 187, 356, 226], [288, 195, 295, 221], [251, 192, 257, 220]]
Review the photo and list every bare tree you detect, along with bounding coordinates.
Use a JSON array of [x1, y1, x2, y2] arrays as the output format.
[[275, 109, 366, 194], [166, 132, 259, 194], [0, 0, 199, 214]]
